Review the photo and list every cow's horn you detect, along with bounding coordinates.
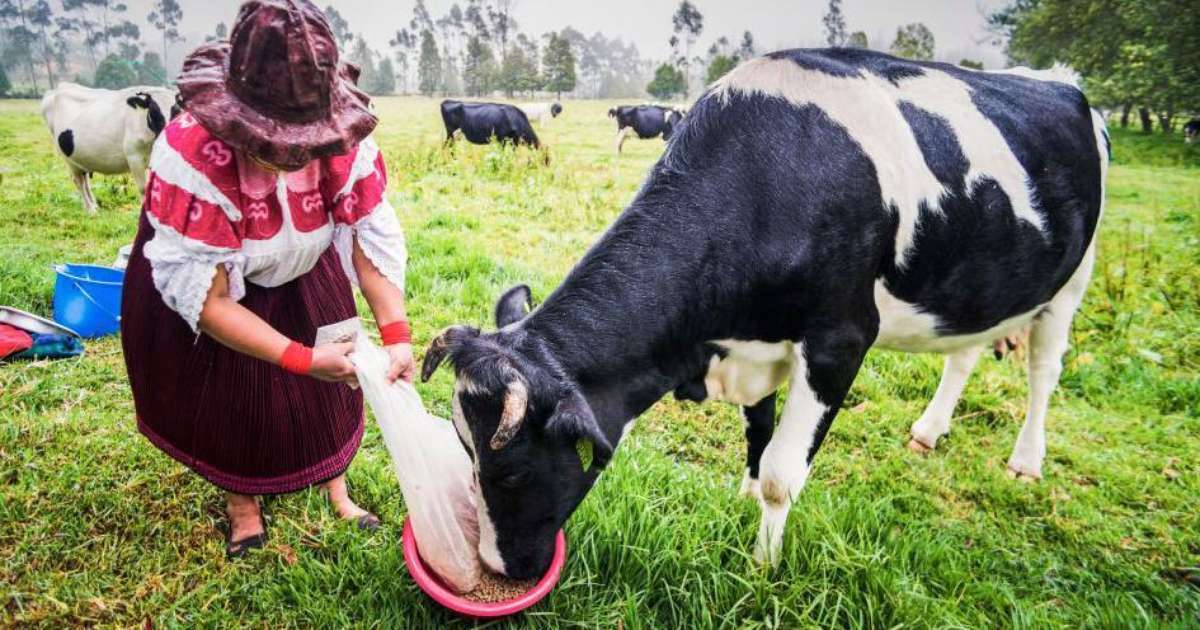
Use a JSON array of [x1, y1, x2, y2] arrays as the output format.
[[420, 325, 477, 382], [490, 378, 528, 450]]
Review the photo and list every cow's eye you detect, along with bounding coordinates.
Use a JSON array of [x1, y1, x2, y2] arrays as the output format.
[[499, 469, 531, 489]]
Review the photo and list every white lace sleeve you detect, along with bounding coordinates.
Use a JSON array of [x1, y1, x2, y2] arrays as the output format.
[[143, 215, 246, 333], [333, 198, 407, 294]]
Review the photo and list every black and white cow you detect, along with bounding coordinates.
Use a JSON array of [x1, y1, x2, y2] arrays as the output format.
[[441, 99, 541, 148], [608, 105, 685, 153], [521, 102, 563, 126], [42, 82, 180, 212], [422, 48, 1109, 579], [1184, 118, 1200, 144]]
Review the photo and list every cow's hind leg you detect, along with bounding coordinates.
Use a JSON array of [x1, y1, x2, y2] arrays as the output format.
[[739, 392, 777, 501], [755, 324, 873, 565], [1008, 245, 1095, 480], [908, 345, 983, 453], [614, 127, 630, 154], [70, 167, 97, 213]]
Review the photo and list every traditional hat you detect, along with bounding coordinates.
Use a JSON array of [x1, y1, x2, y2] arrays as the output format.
[[176, 0, 377, 170]]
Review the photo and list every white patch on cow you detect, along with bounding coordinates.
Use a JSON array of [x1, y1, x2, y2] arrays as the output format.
[[620, 418, 638, 443], [873, 280, 1042, 354], [712, 57, 1052, 267], [453, 384, 506, 575], [753, 342, 828, 565], [702, 340, 794, 407], [883, 71, 1045, 233]]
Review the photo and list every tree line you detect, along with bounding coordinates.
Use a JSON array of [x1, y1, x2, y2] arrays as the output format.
[[989, 0, 1198, 134], [1, 0, 990, 101]]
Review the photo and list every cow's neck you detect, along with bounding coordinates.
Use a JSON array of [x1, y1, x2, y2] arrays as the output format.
[[522, 197, 729, 445]]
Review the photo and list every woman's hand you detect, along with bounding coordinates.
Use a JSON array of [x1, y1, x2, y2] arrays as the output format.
[[309, 342, 358, 384], [385, 343, 415, 384]]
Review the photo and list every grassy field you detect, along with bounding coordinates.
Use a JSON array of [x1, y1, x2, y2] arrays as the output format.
[[1, 95, 1198, 628]]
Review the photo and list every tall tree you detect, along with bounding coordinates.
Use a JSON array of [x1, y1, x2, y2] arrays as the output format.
[[322, 5, 352, 50], [347, 36, 380, 92], [2, 0, 41, 91], [417, 28, 441, 96], [389, 28, 416, 93], [541, 31, 575, 99], [737, 31, 755, 59], [670, 0, 703, 95], [61, 0, 99, 69], [206, 21, 226, 43], [0, 62, 10, 94], [462, 34, 495, 96], [847, 30, 868, 49], [27, 0, 55, 87], [890, 23, 934, 60], [376, 56, 395, 95], [146, 0, 181, 70], [822, 0, 847, 47]]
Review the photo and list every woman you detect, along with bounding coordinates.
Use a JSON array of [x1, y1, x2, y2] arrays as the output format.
[[121, 0, 414, 558]]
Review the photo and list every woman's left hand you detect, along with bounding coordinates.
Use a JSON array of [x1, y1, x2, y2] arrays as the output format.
[[385, 343, 415, 384]]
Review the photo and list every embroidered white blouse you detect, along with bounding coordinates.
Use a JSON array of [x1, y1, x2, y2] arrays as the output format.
[[142, 113, 406, 332]]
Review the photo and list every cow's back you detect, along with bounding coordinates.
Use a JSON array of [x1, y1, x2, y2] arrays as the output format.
[[660, 48, 1106, 342]]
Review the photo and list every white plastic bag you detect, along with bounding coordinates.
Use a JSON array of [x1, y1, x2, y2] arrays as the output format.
[[350, 336, 482, 593]]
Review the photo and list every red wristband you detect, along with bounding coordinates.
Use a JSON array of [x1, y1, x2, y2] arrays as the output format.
[[279, 341, 313, 375], [379, 320, 412, 345]]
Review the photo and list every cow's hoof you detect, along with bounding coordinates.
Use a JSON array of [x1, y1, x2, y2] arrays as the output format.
[[907, 438, 934, 455], [739, 472, 762, 501], [1006, 464, 1042, 482]]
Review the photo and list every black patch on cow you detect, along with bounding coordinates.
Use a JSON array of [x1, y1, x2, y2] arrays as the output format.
[[898, 101, 968, 187], [57, 129, 75, 157], [127, 92, 167, 136]]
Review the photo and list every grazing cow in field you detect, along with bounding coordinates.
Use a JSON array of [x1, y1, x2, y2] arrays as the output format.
[[1184, 118, 1200, 144], [608, 105, 685, 154], [521, 102, 563, 126], [440, 100, 540, 147], [42, 82, 179, 212], [422, 48, 1109, 578]]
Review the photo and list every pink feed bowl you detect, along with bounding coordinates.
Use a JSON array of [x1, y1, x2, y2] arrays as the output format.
[[401, 518, 567, 618]]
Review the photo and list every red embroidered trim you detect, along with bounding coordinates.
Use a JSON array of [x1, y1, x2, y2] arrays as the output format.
[[379, 320, 412, 345], [279, 341, 313, 375]]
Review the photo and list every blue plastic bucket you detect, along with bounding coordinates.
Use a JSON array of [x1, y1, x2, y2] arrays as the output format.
[[53, 264, 125, 338]]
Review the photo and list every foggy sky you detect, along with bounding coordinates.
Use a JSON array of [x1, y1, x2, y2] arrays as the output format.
[[124, 0, 1010, 74]]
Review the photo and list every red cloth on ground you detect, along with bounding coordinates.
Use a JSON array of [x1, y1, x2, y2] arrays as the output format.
[[0, 324, 34, 358]]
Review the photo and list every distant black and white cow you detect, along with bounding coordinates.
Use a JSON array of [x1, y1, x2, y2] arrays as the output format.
[[1184, 118, 1200, 144], [521, 102, 563, 126], [608, 105, 685, 153], [422, 48, 1109, 579], [441, 99, 541, 147], [42, 82, 179, 212]]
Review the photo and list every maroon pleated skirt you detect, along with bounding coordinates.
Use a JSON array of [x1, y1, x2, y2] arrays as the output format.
[[121, 211, 364, 495]]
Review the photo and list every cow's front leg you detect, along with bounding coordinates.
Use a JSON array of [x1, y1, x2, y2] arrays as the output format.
[[739, 392, 776, 501], [755, 327, 872, 565], [614, 127, 630, 154]]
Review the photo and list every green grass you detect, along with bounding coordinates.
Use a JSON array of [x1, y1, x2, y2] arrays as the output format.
[[1, 97, 1198, 628]]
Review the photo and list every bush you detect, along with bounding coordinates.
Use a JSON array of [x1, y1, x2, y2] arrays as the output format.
[[647, 63, 686, 100], [94, 54, 139, 90]]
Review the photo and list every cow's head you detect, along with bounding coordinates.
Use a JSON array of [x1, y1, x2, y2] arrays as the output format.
[[1185, 120, 1199, 144], [607, 107, 616, 118], [421, 285, 612, 579], [662, 108, 685, 140], [551, 103, 563, 117]]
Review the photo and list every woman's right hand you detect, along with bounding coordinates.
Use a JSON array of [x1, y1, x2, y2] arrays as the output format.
[[308, 342, 357, 384]]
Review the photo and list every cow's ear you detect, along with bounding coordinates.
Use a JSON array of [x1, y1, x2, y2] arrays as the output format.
[[546, 388, 612, 470], [126, 94, 150, 109], [494, 284, 533, 328]]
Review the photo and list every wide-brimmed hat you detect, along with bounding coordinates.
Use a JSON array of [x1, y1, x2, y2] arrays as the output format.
[[176, 0, 377, 170]]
